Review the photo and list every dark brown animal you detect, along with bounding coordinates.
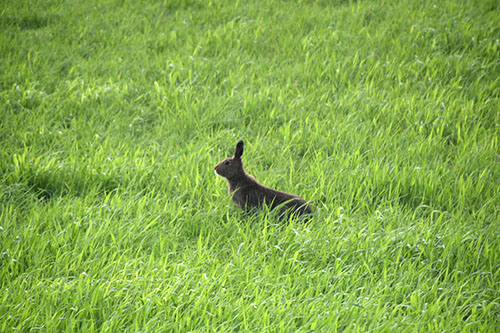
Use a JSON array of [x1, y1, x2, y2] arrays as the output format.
[[214, 140, 312, 217]]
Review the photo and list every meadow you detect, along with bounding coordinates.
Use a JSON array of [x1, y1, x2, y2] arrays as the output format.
[[1, 0, 499, 331]]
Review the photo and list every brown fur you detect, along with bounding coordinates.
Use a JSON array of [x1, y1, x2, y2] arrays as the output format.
[[214, 140, 312, 217]]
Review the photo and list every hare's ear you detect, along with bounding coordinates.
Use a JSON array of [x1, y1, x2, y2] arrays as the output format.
[[234, 140, 244, 159]]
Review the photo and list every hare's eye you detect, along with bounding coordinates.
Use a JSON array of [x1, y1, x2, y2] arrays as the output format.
[[224, 160, 230, 166]]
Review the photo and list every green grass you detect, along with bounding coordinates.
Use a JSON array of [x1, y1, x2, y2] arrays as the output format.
[[1, 0, 499, 331]]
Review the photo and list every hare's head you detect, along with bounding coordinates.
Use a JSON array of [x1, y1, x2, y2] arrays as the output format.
[[214, 140, 245, 179]]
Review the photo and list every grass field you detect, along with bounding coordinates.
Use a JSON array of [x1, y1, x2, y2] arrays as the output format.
[[1, 0, 499, 331]]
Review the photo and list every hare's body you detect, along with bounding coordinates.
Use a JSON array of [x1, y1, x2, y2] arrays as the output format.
[[227, 173, 312, 216], [215, 141, 312, 217]]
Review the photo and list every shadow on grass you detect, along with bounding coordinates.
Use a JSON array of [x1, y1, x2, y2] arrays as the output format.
[[5, 166, 122, 204], [0, 14, 53, 30]]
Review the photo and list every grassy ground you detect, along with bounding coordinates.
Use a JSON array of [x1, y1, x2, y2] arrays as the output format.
[[1, 0, 499, 331]]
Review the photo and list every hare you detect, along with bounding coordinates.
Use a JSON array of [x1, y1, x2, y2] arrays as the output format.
[[214, 140, 312, 217]]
